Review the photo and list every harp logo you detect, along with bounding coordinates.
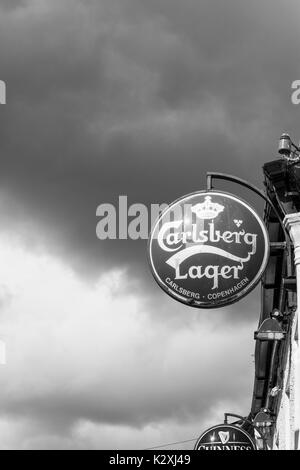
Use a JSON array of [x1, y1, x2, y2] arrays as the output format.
[[148, 191, 269, 309], [218, 431, 230, 444], [0, 80, 6, 104]]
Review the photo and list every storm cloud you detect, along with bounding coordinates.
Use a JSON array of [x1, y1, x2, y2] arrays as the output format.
[[0, 0, 299, 278]]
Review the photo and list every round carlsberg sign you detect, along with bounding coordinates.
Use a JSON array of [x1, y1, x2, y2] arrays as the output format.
[[148, 190, 269, 308]]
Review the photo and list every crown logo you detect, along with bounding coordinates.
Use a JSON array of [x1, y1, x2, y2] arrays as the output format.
[[191, 196, 224, 220]]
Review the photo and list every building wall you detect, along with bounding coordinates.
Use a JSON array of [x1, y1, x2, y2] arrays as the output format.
[[272, 213, 300, 450], [272, 311, 299, 449]]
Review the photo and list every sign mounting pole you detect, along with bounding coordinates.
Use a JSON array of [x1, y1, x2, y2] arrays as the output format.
[[206, 172, 289, 240]]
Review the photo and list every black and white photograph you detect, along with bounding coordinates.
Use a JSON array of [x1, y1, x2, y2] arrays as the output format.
[[1, 0, 300, 453]]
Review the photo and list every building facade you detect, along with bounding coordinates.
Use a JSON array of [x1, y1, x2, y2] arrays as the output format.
[[250, 137, 300, 450], [272, 214, 300, 450]]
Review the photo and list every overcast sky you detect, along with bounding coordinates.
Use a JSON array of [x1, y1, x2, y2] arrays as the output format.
[[0, 0, 300, 450]]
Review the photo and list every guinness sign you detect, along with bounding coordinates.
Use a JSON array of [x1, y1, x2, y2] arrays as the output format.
[[195, 424, 256, 450], [148, 191, 269, 308]]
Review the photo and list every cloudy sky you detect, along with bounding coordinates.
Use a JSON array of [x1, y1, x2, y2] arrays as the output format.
[[0, 0, 300, 450]]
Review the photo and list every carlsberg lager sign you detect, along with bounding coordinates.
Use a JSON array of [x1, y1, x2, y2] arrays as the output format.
[[148, 191, 269, 308]]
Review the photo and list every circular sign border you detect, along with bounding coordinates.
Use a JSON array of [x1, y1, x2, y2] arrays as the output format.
[[148, 189, 270, 309], [194, 423, 257, 450]]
